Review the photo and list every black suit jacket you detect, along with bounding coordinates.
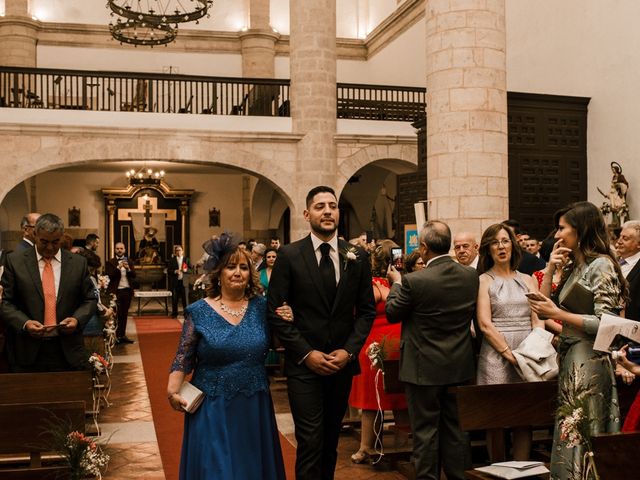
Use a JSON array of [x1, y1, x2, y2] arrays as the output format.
[[14, 239, 33, 252], [267, 236, 375, 377], [625, 262, 640, 321], [167, 256, 190, 289], [0, 248, 97, 368], [386, 255, 479, 386], [105, 256, 137, 293]]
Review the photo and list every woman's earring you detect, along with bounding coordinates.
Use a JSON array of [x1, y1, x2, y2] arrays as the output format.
[[217, 279, 221, 287]]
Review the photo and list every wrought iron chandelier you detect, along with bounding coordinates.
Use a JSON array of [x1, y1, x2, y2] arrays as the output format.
[[107, 0, 213, 46], [126, 167, 166, 185], [110, 18, 176, 47]]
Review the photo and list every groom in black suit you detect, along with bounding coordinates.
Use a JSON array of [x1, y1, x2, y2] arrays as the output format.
[[386, 220, 479, 480], [268, 185, 375, 480]]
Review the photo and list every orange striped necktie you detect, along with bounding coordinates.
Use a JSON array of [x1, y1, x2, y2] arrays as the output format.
[[42, 258, 57, 327]]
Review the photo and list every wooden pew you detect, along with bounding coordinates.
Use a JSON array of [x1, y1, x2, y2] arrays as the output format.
[[0, 371, 94, 415], [0, 400, 85, 479], [591, 431, 640, 479], [455, 381, 557, 480]]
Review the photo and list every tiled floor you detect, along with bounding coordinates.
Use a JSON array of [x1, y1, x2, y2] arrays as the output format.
[[98, 312, 408, 479]]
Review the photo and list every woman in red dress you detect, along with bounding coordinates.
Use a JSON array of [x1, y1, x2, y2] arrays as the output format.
[[349, 239, 409, 463]]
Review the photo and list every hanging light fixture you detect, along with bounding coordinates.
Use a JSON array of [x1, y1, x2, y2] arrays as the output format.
[[107, 1, 212, 46], [107, 0, 212, 25], [126, 167, 166, 185], [109, 17, 176, 47]]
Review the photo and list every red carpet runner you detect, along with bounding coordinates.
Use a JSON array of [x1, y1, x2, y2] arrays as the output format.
[[135, 316, 296, 480]]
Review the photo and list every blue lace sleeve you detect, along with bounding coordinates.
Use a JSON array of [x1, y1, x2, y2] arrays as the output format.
[[169, 311, 198, 373]]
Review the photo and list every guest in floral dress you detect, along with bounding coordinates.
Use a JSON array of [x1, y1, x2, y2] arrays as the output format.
[[527, 201, 627, 480]]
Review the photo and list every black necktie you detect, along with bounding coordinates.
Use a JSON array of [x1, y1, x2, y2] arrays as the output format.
[[319, 243, 337, 302]]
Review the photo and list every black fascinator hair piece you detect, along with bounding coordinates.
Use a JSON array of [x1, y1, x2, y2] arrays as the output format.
[[203, 232, 237, 271]]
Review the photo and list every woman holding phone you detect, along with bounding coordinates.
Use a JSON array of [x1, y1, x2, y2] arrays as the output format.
[[527, 201, 626, 479], [349, 239, 408, 463], [476, 223, 543, 459]]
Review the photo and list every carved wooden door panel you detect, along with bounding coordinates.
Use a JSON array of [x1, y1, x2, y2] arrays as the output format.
[[508, 93, 589, 240]]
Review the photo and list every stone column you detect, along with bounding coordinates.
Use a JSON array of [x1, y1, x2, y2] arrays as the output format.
[[289, 0, 337, 240], [425, 0, 508, 237], [239, 0, 279, 78], [0, 0, 39, 67]]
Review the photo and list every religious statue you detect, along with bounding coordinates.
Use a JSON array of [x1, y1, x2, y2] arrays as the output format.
[[138, 226, 160, 264], [598, 161, 629, 227]]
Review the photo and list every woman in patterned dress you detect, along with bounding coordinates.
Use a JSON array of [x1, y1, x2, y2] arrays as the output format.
[[527, 201, 627, 480]]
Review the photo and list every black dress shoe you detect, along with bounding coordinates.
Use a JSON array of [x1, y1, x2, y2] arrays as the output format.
[[117, 336, 135, 344]]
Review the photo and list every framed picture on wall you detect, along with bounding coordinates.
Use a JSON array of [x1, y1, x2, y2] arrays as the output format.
[[209, 207, 220, 227], [68, 206, 81, 227], [404, 224, 418, 254]]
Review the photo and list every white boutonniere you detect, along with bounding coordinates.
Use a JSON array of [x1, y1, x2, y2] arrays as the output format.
[[341, 247, 359, 271]]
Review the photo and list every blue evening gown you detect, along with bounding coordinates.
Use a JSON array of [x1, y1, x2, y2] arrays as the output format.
[[170, 296, 286, 479]]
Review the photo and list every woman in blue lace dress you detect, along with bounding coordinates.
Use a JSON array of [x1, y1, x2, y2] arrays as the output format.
[[528, 202, 627, 480], [167, 243, 290, 479]]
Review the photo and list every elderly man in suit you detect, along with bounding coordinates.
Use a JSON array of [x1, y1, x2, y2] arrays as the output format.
[[386, 220, 479, 480], [0, 213, 96, 372], [268, 185, 375, 480], [616, 220, 640, 320], [14, 212, 41, 252]]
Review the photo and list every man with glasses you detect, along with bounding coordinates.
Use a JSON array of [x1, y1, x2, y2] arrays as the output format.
[[15, 213, 41, 252], [0, 213, 96, 372]]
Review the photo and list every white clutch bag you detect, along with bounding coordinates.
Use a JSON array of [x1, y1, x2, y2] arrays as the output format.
[[178, 381, 205, 413]]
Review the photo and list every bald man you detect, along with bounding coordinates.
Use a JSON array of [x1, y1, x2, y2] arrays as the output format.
[[453, 232, 479, 269], [15, 213, 41, 252]]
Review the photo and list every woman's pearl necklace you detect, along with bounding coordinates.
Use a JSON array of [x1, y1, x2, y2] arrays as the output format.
[[219, 299, 248, 317]]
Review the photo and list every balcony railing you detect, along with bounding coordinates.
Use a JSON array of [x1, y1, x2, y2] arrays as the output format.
[[337, 83, 425, 122], [0, 66, 425, 122], [0, 66, 290, 116]]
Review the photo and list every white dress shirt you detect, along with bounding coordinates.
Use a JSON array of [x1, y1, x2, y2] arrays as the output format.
[[36, 249, 62, 296], [621, 250, 640, 278], [310, 233, 340, 284]]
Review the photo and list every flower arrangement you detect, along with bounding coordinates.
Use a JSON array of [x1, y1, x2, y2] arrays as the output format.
[[556, 364, 601, 480], [43, 415, 110, 480], [62, 431, 110, 480], [341, 246, 359, 270], [366, 336, 400, 372], [89, 353, 109, 374]]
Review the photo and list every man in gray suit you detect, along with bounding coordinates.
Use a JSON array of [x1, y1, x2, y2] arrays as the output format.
[[1, 213, 96, 372], [386, 220, 479, 480]]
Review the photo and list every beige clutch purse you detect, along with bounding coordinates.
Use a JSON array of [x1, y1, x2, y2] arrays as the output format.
[[178, 381, 205, 413]]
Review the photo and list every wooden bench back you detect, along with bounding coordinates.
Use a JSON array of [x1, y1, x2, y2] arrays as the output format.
[[0, 401, 86, 455], [591, 431, 640, 479], [456, 381, 558, 431], [0, 371, 93, 413]]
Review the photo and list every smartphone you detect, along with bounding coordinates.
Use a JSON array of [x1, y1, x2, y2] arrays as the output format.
[[391, 247, 403, 270], [366, 231, 374, 244], [525, 292, 546, 301], [609, 334, 640, 364]]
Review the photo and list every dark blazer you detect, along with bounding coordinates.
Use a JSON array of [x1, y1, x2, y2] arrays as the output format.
[[625, 261, 640, 321], [518, 251, 546, 275], [105, 256, 137, 293], [267, 236, 375, 377], [14, 239, 33, 252], [0, 248, 97, 369], [167, 256, 190, 289], [386, 255, 479, 386]]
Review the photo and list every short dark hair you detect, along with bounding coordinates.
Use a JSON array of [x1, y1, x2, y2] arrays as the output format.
[[420, 221, 451, 255], [502, 219, 522, 236], [35, 213, 64, 234], [478, 223, 521, 274], [86, 233, 99, 243], [306, 186, 336, 208]]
